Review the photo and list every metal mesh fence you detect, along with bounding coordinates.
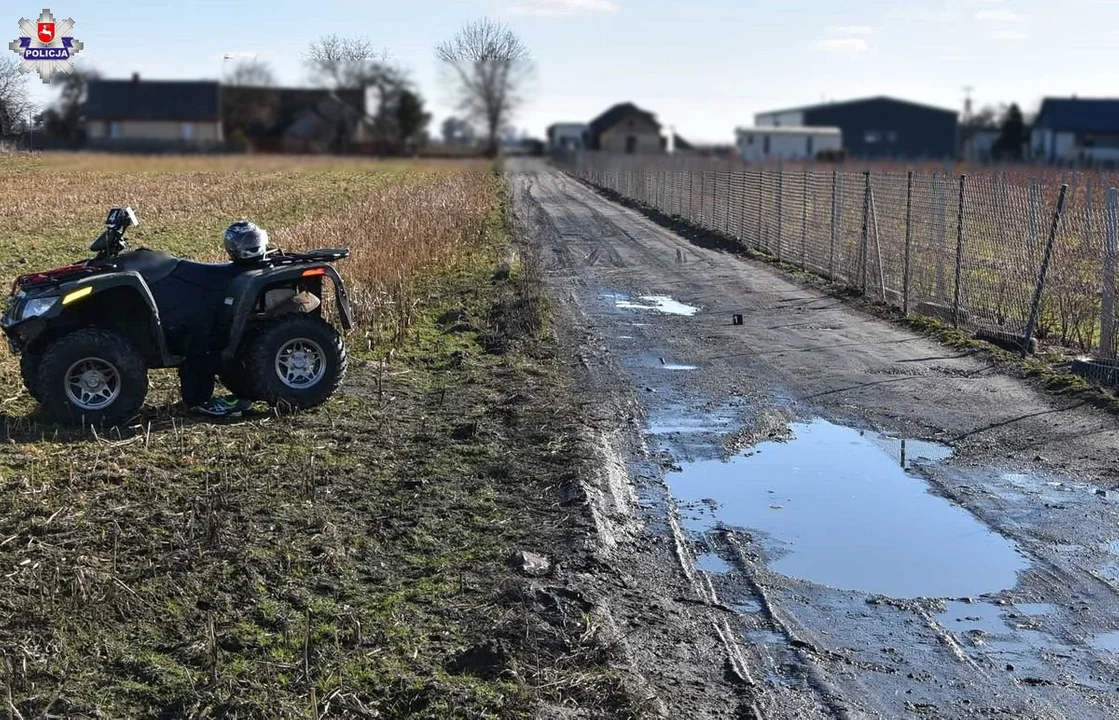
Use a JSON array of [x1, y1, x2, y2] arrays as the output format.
[[562, 150, 1119, 358]]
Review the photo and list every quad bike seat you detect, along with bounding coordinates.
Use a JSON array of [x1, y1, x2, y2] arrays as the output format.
[[171, 259, 245, 292], [109, 249, 244, 291]]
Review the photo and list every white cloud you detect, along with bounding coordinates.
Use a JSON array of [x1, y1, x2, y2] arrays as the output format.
[[992, 29, 1028, 40], [975, 8, 1022, 21], [508, 0, 620, 17], [817, 38, 870, 52], [829, 25, 875, 36]]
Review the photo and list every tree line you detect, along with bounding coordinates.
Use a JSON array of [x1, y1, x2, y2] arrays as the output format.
[[0, 18, 533, 157]]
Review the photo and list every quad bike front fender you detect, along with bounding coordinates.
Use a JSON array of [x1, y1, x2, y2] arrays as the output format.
[[4, 271, 179, 367]]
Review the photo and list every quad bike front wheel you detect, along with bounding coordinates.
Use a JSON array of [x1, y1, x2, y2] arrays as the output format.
[[20, 347, 44, 403], [242, 314, 346, 412], [36, 328, 148, 426]]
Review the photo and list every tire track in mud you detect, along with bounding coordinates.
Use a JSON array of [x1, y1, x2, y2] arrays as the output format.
[[526, 173, 628, 272], [517, 168, 840, 719], [537, 173, 689, 276]]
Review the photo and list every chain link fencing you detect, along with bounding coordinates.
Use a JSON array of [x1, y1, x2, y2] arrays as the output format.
[[558, 151, 1119, 360]]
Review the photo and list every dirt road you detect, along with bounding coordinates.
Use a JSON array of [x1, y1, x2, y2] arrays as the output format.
[[511, 160, 1119, 719]]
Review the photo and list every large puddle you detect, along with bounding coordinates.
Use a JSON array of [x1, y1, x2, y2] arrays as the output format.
[[668, 419, 1029, 598], [603, 292, 699, 316]]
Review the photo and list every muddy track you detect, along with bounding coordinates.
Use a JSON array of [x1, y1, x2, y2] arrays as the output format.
[[511, 161, 1119, 720]]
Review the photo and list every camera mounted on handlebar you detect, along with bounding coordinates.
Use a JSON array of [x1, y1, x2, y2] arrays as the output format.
[[90, 207, 139, 259]]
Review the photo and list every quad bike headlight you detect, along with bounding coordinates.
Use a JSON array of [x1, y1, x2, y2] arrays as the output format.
[[21, 296, 58, 320]]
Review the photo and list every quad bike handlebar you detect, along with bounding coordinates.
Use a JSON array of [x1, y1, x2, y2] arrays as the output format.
[[89, 206, 138, 259]]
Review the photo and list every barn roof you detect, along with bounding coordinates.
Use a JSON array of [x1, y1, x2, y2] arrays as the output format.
[[588, 102, 660, 136], [757, 95, 958, 118], [736, 125, 842, 136], [1034, 98, 1119, 132], [87, 78, 221, 122]]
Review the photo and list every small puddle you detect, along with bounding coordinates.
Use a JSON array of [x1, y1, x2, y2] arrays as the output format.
[[1089, 631, 1119, 653], [606, 292, 699, 316], [938, 601, 1008, 635], [663, 363, 699, 371], [667, 419, 1028, 598], [696, 553, 731, 574]]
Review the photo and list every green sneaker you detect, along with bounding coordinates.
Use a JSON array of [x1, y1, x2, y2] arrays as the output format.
[[191, 396, 242, 418], [222, 394, 254, 412]]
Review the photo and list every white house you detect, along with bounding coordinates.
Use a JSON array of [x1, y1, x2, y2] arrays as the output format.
[[735, 126, 842, 162], [546, 122, 588, 152], [961, 129, 1001, 162], [1030, 97, 1119, 164]]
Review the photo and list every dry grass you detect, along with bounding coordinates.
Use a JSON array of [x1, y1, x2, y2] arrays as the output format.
[[0, 154, 638, 718], [0, 153, 500, 409]]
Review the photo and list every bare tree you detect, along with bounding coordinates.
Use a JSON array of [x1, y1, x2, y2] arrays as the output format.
[[225, 58, 276, 87], [436, 19, 533, 157], [305, 35, 391, 89], [0, 56, 32, 140]]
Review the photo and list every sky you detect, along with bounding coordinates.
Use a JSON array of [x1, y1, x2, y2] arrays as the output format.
[[10, 0, 1119, 144]]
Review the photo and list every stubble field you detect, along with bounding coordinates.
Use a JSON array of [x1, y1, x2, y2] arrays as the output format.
[[0, 153, 637, 719]]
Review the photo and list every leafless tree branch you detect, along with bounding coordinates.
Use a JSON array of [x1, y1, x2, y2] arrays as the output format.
[[0, 57, 32, 139], [436, 19, 533, 157], [305, 35, 392, 90], [225, 58, 276, 87]]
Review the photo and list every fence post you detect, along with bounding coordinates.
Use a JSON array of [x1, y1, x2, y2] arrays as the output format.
[[1024, 184, 1070, 356], [700, 172, 708, 226], [861, 171, 871, 294], [711, 171, 719, 230], [869, 180, 886, 303], [757, 171, 764, 248], [1086, 178, 1095, 252], [725, 172, 733, 235], [829, 171, 837, 281], [776, 172, 785, 261], [739, 172, 748, 241], [1102, 187, 1119, 358], [952, 174, 966, 328], [800, 170, 809, 270], [903, 171, 913, 316], [689, 172, 695, 222]]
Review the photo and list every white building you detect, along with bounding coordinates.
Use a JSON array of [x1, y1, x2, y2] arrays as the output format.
[[735, 126, 842, 162], [546, 123, 588, 152], [1030, 97, 1119, 164]]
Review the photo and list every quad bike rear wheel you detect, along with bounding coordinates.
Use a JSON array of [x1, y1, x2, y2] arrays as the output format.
[[37, 328, 148, 426], [241, 314, 346, 412]]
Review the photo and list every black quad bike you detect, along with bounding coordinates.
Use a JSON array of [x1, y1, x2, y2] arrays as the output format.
[[1, 207, 354, 425]]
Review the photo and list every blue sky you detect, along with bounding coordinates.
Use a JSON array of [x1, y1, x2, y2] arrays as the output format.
[[12, 0, 1118, 143]]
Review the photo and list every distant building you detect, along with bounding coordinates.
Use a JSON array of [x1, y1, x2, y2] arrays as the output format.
[[86, 75, 223, 151], [961, 128, 1001, 162], [587, 102, 663, 154], [1031, 97, 1119, 164], [735, 126, 842, 162], [221, 85, 368, 153], [546, 123, 587, 151], [755, 96, 958, 160]]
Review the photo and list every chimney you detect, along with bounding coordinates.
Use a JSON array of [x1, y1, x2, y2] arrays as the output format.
[[131, 72, 140, 83]]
